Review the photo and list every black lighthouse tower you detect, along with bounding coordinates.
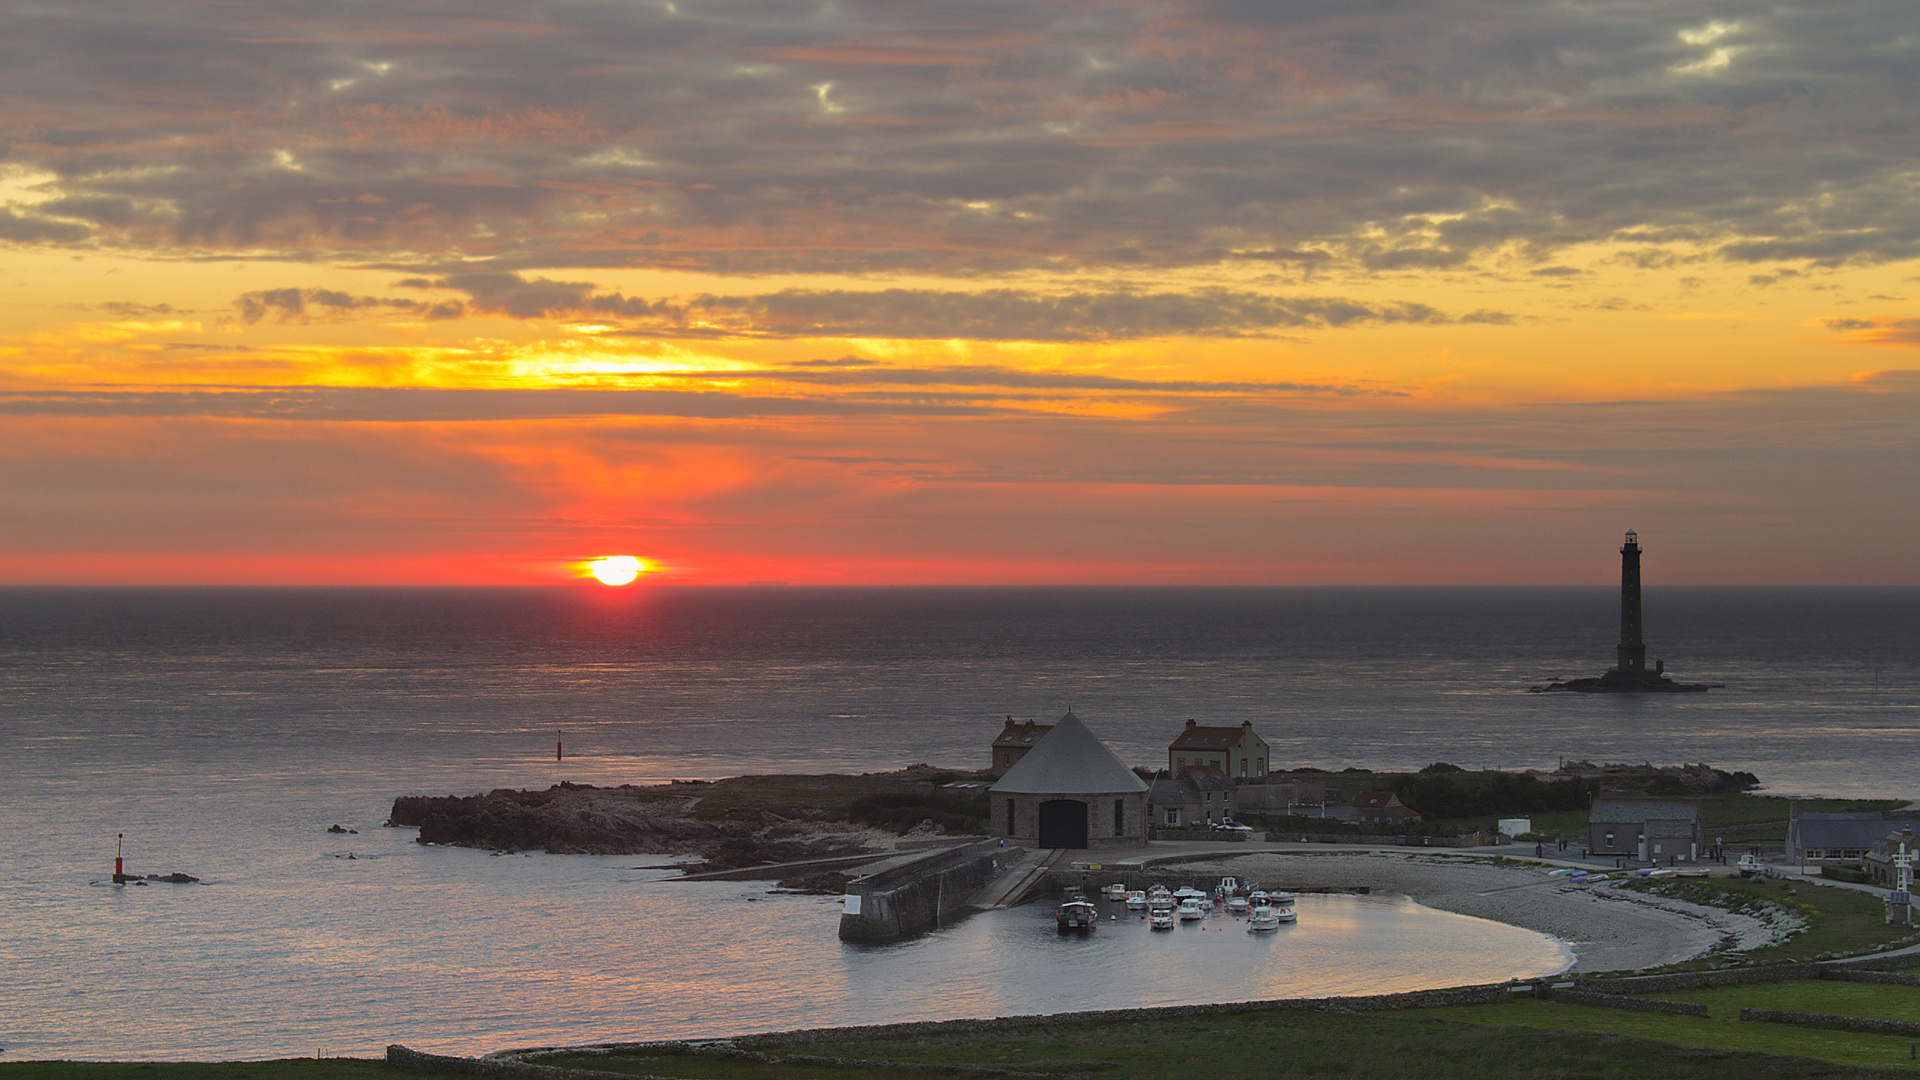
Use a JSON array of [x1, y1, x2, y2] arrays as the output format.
[[1613, 529, 1647, 682], [1539, 530, 1720, 693]]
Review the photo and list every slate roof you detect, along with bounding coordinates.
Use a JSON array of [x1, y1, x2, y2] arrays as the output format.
[[989, 711, 1149, 796], [1147, 766, 1234, 806], [992, 719, 1053, 749], [1794, 813, 1920, 852], [1168, 719, 1256, 751], [1589, 798, 1701, 823]]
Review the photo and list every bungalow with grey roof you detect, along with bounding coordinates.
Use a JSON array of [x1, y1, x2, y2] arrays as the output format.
[[1789, 809, 1920, 865]]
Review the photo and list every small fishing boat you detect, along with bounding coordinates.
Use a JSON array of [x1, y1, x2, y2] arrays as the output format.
[[1177, 897, 1208, 921], [1149, 908, 1175, 930], [1272, 903, 1297, 923], [1101, 882, 1129, 901], [1215, 876, 1240, 896], [1226, 895, 1250, 914], [1247, 905, 1281, 931], [1125, 890, 1149, 909], [1173, 885, 1207, 901], [1057, 899, 1098, 930], [1267, 889, 1296, 905], [1147, 885, 1175, 911]]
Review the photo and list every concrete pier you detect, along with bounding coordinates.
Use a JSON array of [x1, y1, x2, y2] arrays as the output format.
[[836, 840, 1009, 943]]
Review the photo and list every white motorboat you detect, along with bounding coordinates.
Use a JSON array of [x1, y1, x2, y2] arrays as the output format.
[[1272, 903, 1297, 923], [1124, 889, 1149, 909], [1215, 876, 1239, 896], [1147, 886, 1175, 911], [1173, 885, 1208, 901], [1148, 909, 1175, 930], [1101, 882, 1128, 901], [1267, 889, 1297, 905], [1056, 899, 1098, 930], [1226, 895, 1250, 914], [1247, 905, 1281, 931], [1247, 889, 1270, 906], [1177, 897, 1208, 921]]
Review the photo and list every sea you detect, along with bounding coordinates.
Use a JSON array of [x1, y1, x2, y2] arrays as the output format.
[[1, 585, 1915, 1061]]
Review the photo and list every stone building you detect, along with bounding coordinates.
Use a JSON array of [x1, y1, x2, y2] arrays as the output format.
[[988, 717, 1053, 777], [1166, 719, 1269, 780], [988, 711, 1149, 850], [1147, 766, 1238, 829], [1587, 797, 1703, 862], [1788, 809, 1920, 864]]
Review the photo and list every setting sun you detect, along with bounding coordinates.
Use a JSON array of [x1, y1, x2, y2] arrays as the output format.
[[585, 556, 645, 586]]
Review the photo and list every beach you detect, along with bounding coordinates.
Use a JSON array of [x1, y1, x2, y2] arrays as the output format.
[[1170, 851, 1778, 974]]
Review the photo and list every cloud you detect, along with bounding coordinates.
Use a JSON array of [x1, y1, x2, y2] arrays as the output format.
[[0, 1, 1916, 274], [1824, 318, 1920, 346], [234, 287, 462, 322], [432, 273, 1508, 339]]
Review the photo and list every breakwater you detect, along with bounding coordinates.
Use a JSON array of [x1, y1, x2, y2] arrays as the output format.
[[836, 841, 1007, 943]]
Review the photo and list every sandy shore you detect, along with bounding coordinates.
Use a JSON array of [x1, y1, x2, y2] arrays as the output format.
[[1171, 851, 1777, 974]]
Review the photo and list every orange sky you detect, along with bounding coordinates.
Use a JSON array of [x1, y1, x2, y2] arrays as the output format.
[[2, 2, 1916, 585]]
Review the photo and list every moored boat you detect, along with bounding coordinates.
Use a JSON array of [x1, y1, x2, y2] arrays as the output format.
[[1247, 905, 1281, 931], [1149, 908, 1175, 930], [1177, 897, 1208, 921], [1057, 899, 1098, 930], [1101, 882, 1128, 901], [1125, 890, 1149, 909], [1226, 895, 1250, 913]]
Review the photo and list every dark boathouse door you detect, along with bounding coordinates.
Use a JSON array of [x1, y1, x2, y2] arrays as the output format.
[[1037, 799, 1089, 849]]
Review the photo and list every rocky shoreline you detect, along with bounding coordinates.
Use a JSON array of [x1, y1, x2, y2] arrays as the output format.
[[385, 777, 906, 876]]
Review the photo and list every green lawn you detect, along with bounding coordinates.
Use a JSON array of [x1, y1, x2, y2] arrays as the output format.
[[1425, 994, 1920, 1075], [535, 1006, 1918, 1079], [1607, 876, 1920, 968]]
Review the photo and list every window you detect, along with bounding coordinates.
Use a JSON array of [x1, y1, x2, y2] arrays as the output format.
[[1604, 831, 1615, 847], [1114, 799, 1125, 835], [1006, 799, 1015, 835], [1164, 809, 1180, 826], [1239, 759, 1247, 778]]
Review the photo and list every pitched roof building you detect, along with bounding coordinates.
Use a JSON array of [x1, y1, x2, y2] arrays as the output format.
[[1352, 790, 1421, 825], [989, 711, 1148, 849], [1789, 810, 1920, 863], [989, 718, 1053, 777], [1166, 719, 1269, 780], [1148, 766, 1238, 829], [1587, 797, 1703, 862]]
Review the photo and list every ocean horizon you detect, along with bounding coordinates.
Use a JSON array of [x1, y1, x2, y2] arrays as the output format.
[[2, 584, 1914, 1060]]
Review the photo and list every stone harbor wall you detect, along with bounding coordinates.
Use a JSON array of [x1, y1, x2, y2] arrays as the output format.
[[837, 841, 1006, 943]]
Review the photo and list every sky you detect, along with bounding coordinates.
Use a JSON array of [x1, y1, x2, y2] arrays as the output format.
[[1, 0, 1916, 586]]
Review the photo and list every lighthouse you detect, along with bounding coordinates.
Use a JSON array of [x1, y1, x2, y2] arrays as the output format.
[[1615, 530, 1647, 680], [1536, 530, 1721, 693]]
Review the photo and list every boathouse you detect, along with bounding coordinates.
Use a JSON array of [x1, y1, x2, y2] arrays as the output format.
[[988, 711, 1149, 850]]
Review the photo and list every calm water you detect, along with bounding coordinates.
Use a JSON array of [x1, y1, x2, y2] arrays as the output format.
[[1, 586, 1914, 1060]]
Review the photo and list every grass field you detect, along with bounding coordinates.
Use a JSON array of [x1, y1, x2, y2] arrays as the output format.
[[1609, 876, 1920, 969], [1428, 988, 1920, 1075], [523, 1003, 1920, 1079]]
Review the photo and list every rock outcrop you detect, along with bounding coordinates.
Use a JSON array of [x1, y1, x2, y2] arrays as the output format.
[[385, 781, 886, 872]]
